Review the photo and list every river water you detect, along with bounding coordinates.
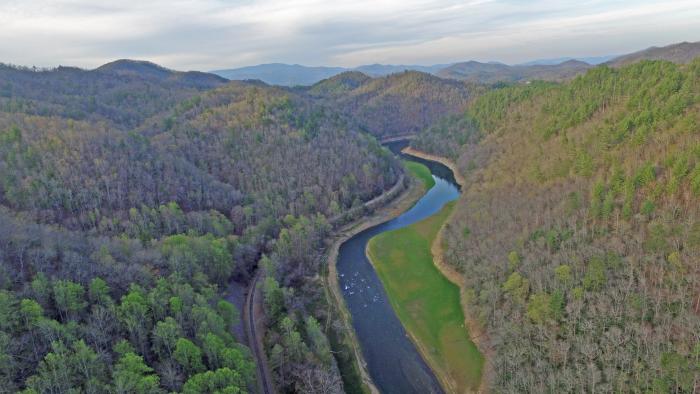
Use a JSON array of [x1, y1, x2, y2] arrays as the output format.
[[336, 142, 461, 393]]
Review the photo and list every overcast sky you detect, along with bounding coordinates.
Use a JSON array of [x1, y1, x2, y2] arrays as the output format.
[[0, 0, 699, 71]]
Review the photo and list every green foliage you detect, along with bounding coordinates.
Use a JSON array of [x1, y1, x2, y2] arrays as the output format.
[[305, 316, 332, 364], [152, 317, 181, 359], [88, 277, 111, 305], [0, 290, 18, 332], [526, 292, 553, 324], [583, 256, 607, 291], [117, 286, 151, 355], [549, 290, 565, 321], [161, 234, 234, 285], [690, 164, 700, 195], [634, 162, 656, 188], [25, 340, 108, 394], [19, 298, 43, 328], [640, 199, 655, 216], [53, 280, 87, 320], [502, 272, 529, 301], [554, 264, 572, 286], [113, 349, 162, 394], [507, 251, 520, 270], [182, 367, 246, 394], [174, 338, 205, 376], [658, 352, 696, 392]]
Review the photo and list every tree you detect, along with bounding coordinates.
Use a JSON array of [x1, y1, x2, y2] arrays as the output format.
[[0, 332, 17, 392], [502, 272, 529, 302], [262, 276, 284, 321], [112, 341, 162, 394], [526, 292, 553, 324], [554, 264, 572, 287], [25, 341, 75, 393], [0, 290, 18, 332], [152, 317, 182, 360], [305, 316, 332, 364], [182, 367, 245, 394], [30, 273, 51, 310], [117, 286, 151, 356], [507, 251, 520, 270], [216, 300, 238, 329], [280, 317, 305, 362], [71, 340, 108, 393], [173, 338, 205, 376], [88, 277, 111, 305], [583, 257, 606, 291], [53, 280, 87, 321]]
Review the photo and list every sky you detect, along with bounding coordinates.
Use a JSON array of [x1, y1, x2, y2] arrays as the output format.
[[0, 0, 699, 71]]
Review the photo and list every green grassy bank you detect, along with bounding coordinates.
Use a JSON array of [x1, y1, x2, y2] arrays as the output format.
[[367, 161, 483, 392]]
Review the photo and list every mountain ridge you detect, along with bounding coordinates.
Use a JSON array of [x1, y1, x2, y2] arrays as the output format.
[[605, 40, 700, 67]]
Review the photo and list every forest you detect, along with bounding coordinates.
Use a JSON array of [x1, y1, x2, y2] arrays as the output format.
[[0, 61, 403, 393], [2, 52, 699, 394], [413, 59, 700, 392]]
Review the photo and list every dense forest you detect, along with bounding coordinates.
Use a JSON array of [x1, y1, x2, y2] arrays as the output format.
[[2, 49, 699, 394], [302, 71, 480, 140], [414, 59, 700, 392], [0, 61, 401, 392]]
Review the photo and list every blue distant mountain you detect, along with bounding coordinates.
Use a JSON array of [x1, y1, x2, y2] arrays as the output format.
[[212, 42, 699, 86], [211, 63, 451, 86], [519, 55, 615, 66]]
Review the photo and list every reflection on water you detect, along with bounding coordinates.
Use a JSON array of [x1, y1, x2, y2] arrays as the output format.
[[337, 148, 460, 394]]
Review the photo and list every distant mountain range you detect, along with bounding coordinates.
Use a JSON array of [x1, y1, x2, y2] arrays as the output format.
[[212, 40, 700, 86], [518, 55, 615, 66], [604, 41, 700, 67], [436, 59, 593, 83], [211, 63, 448, 86]]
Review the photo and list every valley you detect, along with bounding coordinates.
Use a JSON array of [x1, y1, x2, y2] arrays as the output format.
[[0, 37, 699, 394]]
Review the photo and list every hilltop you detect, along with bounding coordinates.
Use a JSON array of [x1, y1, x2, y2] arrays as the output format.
[[606, 41, 700, 67]]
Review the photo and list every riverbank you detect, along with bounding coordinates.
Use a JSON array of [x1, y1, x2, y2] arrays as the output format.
[[324, 167, 427, 394], [402, 147, 466, 187], [367, 199, 483, 393], [403, 147, 493, 393]]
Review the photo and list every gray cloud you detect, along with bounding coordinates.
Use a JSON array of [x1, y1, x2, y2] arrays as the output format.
[[0, 0, 698, 70]]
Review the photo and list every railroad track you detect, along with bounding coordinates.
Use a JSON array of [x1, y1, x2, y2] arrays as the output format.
[[245, 270, 274, 394]]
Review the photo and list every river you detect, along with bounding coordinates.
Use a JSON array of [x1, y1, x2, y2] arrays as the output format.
[[336, 141, 461, 393]]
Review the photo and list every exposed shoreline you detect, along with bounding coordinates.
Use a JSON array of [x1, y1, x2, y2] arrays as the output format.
[[401, 147, 466, 187], [326, 146, 491, 394], [324, 170, 426, 394], [402, 147, 493, 394], [364, 205, 464, 394]]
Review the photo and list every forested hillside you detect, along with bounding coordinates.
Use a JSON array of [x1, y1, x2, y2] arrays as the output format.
[[0, 60, 226, 129], [0, 62, 400, 392], [606, 41, 700, 68], [414, 59, 700, 392], [304, 71, 479, 139], [437, 60, 592, 83]]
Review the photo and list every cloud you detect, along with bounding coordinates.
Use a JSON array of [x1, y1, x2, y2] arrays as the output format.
[[0, 0, 698, 70]]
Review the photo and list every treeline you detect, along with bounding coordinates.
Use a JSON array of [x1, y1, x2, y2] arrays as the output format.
[[415, 59, 700, 392], [0, 61, 401, 391]]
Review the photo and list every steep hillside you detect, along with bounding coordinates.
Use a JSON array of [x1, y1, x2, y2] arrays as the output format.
[[438, 60, 592, 83], [0, 60, 227, 129], [305, 71, 479, 139], [607, 41, 700, 67], [414, 60, 700, 392], [0, 61, 399, 392]]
